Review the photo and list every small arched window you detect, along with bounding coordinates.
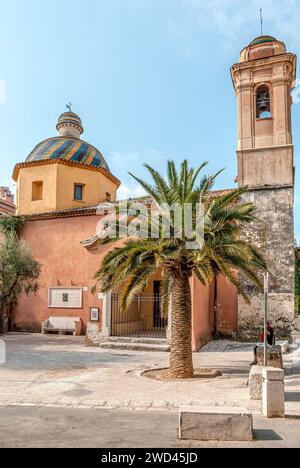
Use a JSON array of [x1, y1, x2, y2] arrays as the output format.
[[256, 86, 271, 119]]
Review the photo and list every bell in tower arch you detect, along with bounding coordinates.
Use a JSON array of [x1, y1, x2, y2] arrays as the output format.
[[256, 87, 271, 118]]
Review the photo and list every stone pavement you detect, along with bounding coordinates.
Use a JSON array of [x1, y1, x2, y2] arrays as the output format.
[[0, 333, 299, 416], [0, 334, 300, 448], [0, 406, 300, 448]]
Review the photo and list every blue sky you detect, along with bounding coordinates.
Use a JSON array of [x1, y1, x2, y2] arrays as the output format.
[[0, 0, 299, 241]]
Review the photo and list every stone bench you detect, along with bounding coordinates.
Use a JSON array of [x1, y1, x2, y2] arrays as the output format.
[[42, 317, 82, 336], [179, 407, 253, 442]]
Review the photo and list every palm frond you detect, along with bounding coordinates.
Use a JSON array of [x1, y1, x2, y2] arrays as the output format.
[[94, 160, 267, 316]]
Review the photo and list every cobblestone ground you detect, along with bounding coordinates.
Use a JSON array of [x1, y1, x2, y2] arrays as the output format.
[[201, 340, 255, 353]]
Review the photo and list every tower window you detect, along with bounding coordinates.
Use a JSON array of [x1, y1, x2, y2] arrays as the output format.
[[256, 86, 271, 119], [32, 181, 43, 201], [74, 184, 85, 201], [106, 192, 112, 202]]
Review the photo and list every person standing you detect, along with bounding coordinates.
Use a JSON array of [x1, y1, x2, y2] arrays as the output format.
[[250, 322, 275, 366]]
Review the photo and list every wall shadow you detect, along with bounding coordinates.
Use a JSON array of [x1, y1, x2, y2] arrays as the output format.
[[254, 429, 283, 441]]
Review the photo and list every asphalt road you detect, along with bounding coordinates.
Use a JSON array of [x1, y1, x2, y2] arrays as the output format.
[[0, 406, 300, 449]]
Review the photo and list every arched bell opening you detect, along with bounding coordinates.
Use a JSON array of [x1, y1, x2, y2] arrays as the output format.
[[256, 85, 271, 119]]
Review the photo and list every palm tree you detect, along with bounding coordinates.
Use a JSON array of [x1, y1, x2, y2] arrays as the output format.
[[94, 160, 267, 379]]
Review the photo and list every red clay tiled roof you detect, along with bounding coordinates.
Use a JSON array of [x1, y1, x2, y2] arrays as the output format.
[[23, 206, 100, 221], [22, 188, 237, 222], [209, 189, 236, 198]]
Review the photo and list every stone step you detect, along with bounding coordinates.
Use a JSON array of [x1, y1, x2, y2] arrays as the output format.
[[100, 341, 170, 352], [104, 336, 168, 345]]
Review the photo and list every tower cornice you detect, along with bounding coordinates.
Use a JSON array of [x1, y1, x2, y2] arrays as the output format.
[[231, 53, 297, 90]]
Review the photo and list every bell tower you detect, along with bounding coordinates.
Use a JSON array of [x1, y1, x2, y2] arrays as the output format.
[[231, 36, 297, 338]]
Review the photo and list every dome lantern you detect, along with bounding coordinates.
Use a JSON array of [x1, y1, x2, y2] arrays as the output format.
[[56, 104, 84, 139]]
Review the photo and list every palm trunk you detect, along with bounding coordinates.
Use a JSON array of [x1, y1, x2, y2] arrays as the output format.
[[169, 272, 194, 378]]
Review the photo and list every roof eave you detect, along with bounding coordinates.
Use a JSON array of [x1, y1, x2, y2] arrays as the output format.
[[12, 158, 121, 187]]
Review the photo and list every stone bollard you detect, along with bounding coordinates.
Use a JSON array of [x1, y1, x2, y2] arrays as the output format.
[[262, 367, 285, 418], [257, 345, 283, 369], [249, 366, 263, 400]]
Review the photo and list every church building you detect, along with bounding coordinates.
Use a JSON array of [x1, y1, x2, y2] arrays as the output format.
[[10, 35, 297, 349]]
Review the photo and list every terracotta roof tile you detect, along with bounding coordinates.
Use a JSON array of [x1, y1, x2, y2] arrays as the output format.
[[22, 188, 236, 222]]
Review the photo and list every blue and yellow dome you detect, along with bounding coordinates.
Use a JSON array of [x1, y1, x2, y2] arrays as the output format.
[[25, 109, 110, 171], [26, 136, 110, 171]]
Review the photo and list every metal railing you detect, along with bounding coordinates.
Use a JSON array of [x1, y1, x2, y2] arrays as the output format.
[[111, 293, 167, 339]]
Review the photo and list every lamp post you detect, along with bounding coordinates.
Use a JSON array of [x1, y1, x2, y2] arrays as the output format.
[[264, 273, 269, 367]]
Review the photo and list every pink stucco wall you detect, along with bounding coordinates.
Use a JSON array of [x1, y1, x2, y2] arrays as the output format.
[[191, 274, 238, 350], [191, 276, 215, 351], [215, 275, 238, 337], [13, 215, 110, 333], [13, 216, 239, 346]]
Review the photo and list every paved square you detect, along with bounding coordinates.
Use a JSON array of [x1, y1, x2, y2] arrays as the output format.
[[0, 334, 299, 447]]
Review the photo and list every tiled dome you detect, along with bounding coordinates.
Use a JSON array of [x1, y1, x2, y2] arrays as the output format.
[[25, 109, 110, 171], [26, 137, 110, 171]]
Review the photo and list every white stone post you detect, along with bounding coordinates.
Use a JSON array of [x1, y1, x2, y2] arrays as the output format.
[[0, 339, 6, 364], [262, 367, 285, 418], [101, 291, 112, 338]]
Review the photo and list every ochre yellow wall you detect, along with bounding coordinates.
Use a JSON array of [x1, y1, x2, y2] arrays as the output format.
[[16, 164, 58, 215], [56, 164, 117, 211], [16, 163, 118, 215]]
